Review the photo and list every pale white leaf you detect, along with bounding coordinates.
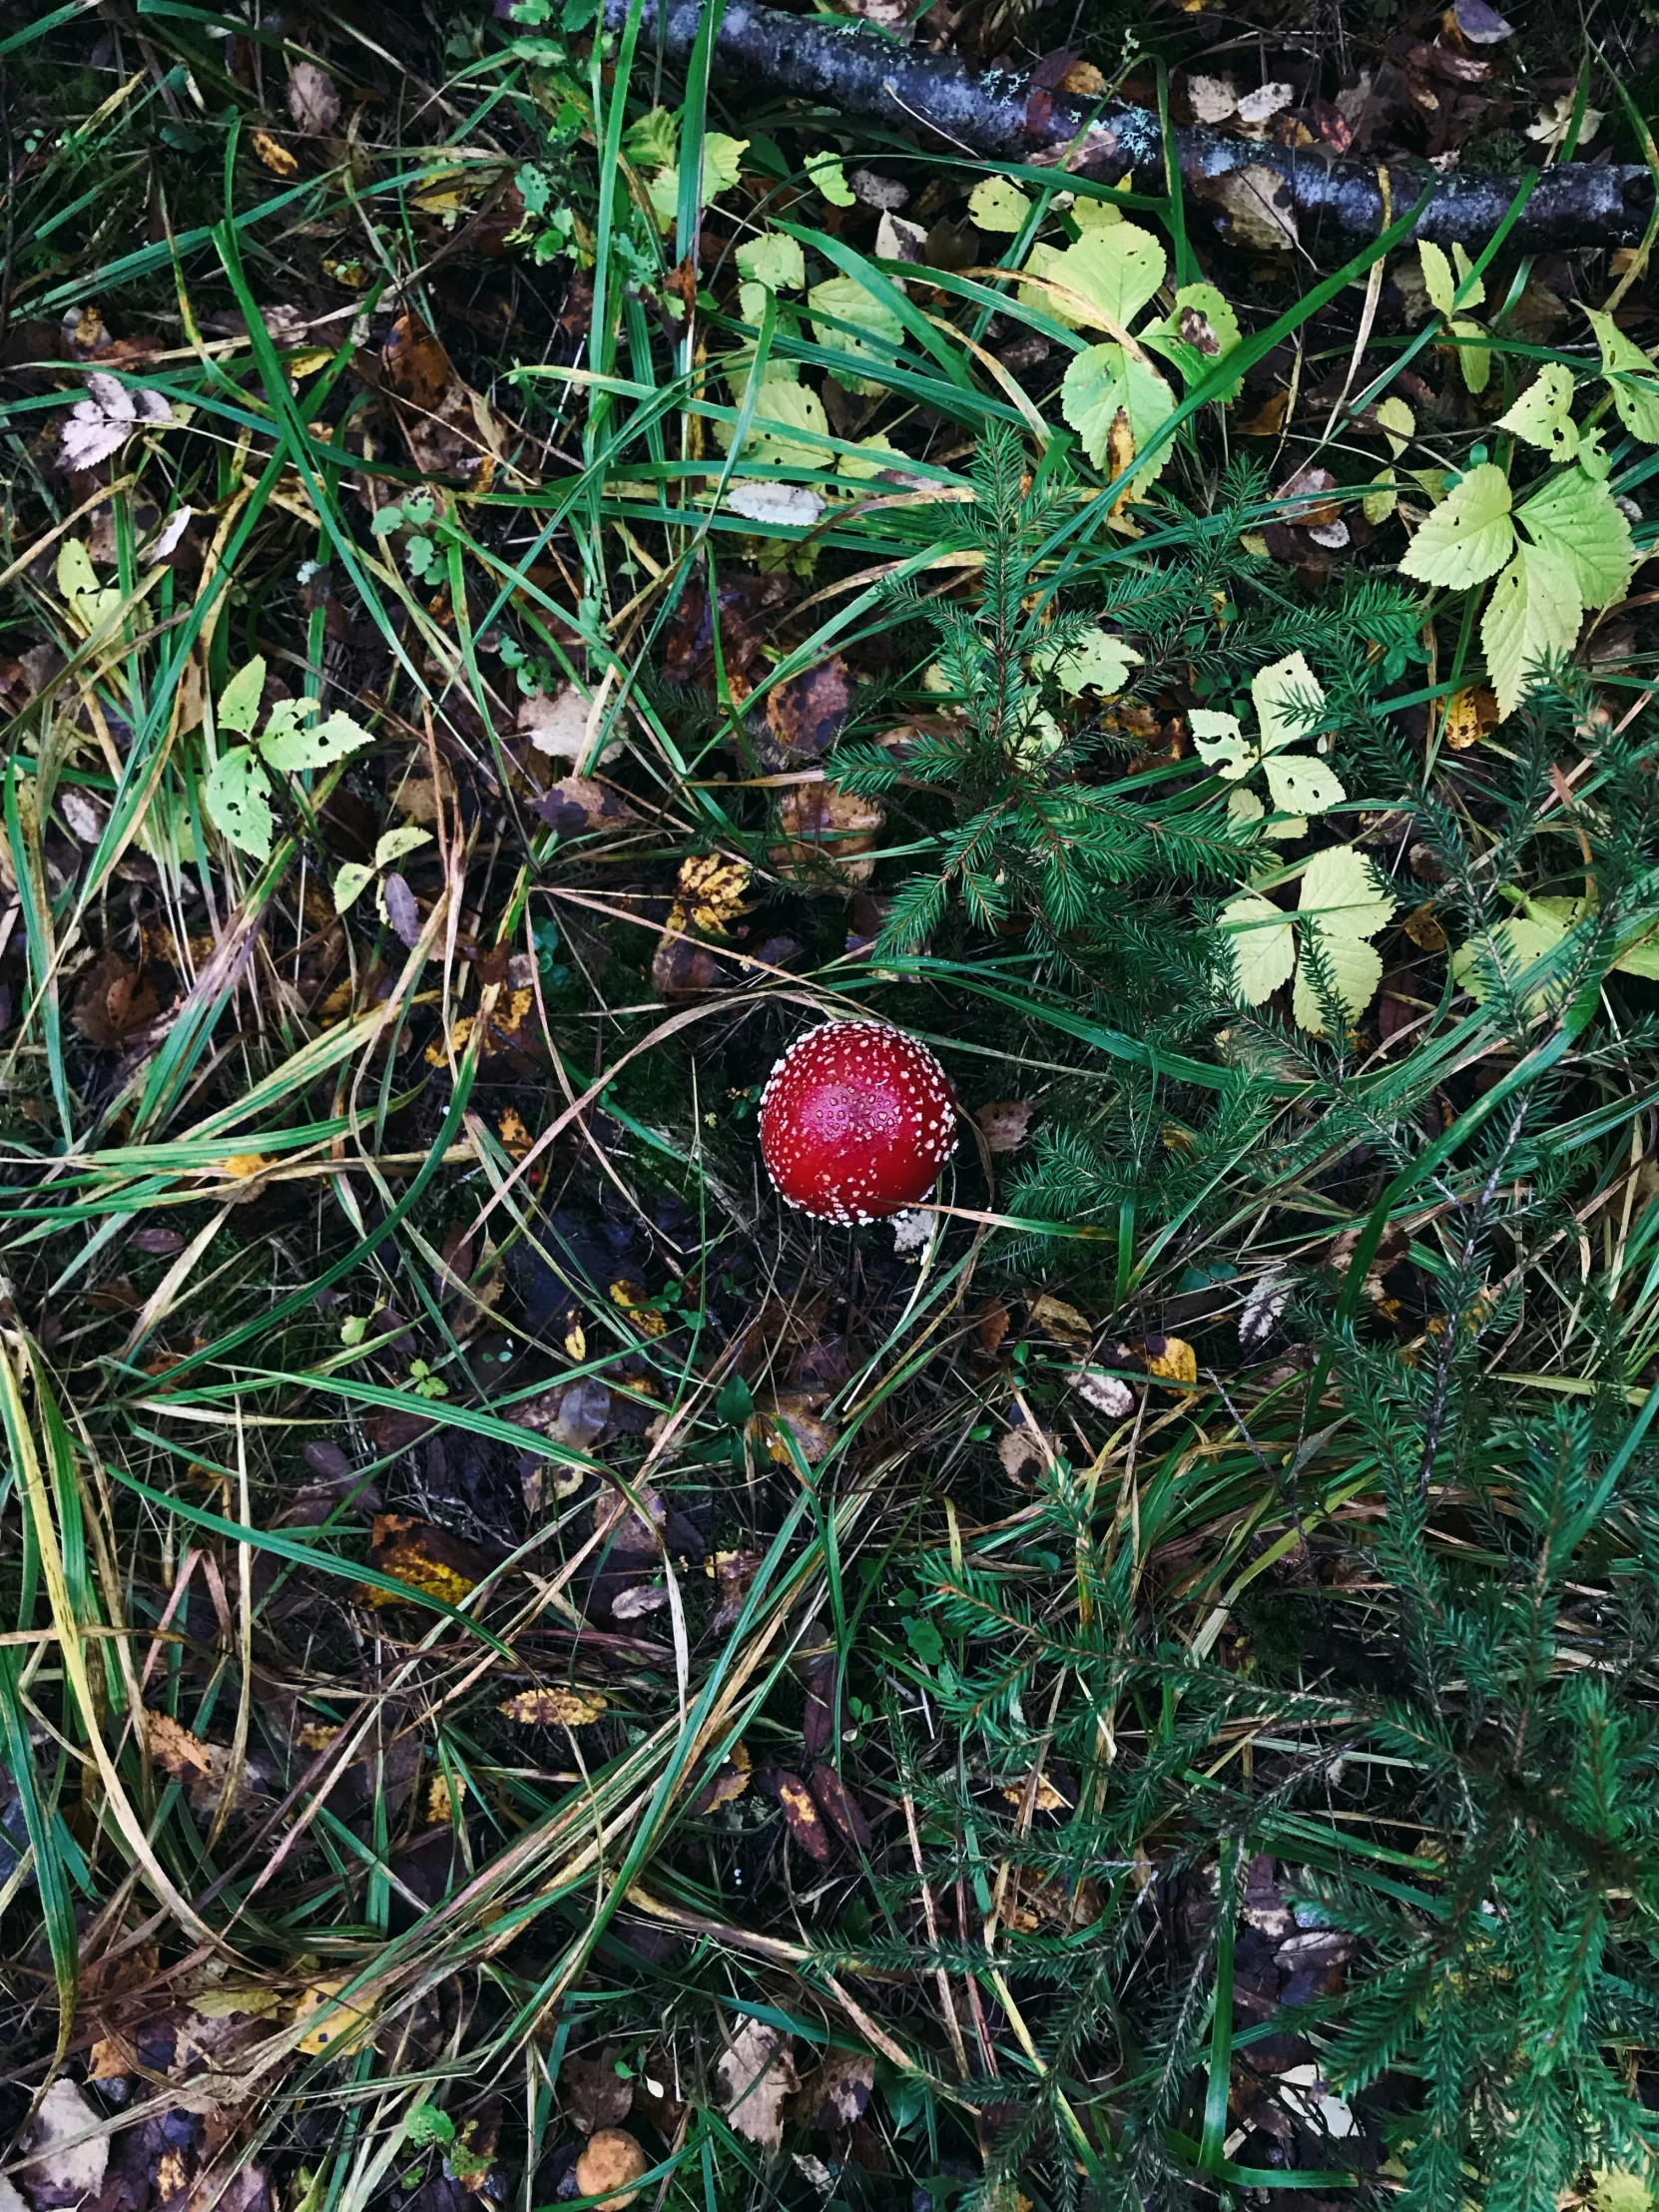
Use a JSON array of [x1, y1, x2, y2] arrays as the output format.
[[1220, 893, 1296, 1004], [1263, 753, 1346, 816]]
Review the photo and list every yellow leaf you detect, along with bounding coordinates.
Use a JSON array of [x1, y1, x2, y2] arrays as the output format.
[[1029, 1293, 1093, 1348], [666, 853, 751, 937], [220, 1153, 273, 1179], [498, 1105, 533, 1159], [564, 1319, 587, 1362], [1441, 686, 1498, 752], [1142, 1334, 1198, 1384], [292, 1977, 376, 2057], [499, 1686, 609, 1726], [251, 129, 299, 177], [609, 1279, 667, 1338]]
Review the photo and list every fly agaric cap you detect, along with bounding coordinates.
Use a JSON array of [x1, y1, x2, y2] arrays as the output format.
[[760, 1021, 957, 1223]]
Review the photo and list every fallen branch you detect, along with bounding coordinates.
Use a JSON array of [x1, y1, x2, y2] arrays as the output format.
[[597, 0, 1652, 250]]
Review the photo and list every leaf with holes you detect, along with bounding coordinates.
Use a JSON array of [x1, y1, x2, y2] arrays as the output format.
[[1497, 363, 1579, 459], [808, 275, 904, 395], [1252, 650, 1325, 755], [205, 746, 275, 861], [1399, 463, 1514, 588], [259, 706, 374, 773], [217, 657, 267, 735], [1264, 752, 1345, 816], [1518, 464, 1633, 609], [1585, 308, 1659, 444]]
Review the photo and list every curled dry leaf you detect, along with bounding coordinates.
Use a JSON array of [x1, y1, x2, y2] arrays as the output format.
[[58, 372, 172, 471], [498, 1685, 609, 1726], [72, 950, 160, 1049], [715, 2020, 798, 2154], [770, 782, 883, 886]]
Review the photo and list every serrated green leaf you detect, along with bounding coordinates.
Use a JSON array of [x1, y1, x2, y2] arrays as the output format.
[[1497, 363, 1579, 459], [967, 177, 1032, 234], [332, 860, 375, 913], [374, 826, 433, 870], [259, 707, 374, 773], [1398, 461, 1514, 588], [1058, 342, 1176, 489], [736, 232, 806, 291], [1453, 317, 1490, 395], [1518, 464, 1634, 608], [1143, 282, 1243, 395], [1252, 649, 1326, 755], [1044, 221, 1167, 334], [721, 376, 830, 467], [1293, 932, 1382, 1034], [622, 106, 678, 170], [1220, 893, 1296, 1005], [1451, 914, 1571, 1005], [1480, 543, 1583, 720], [808, 275, 905, 395], [217, 657, 267, 736], [1585, 307, 1659, 444], [1375, 395, 1414, 457], [205, 745, 275, 861], [1038, 625, 1143, 697], [55, 538, 122, 636], [1298, 843, 1394, 940], [1190, 709, 1254, 781], [1264, 753, 1345, 816], [1452, 243, 1485, 308]]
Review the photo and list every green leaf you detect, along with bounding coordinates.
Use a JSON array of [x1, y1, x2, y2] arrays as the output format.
[[807, 274, 905, 394], [1452, 242, 1486, 308], [728, 376, 830, 467], [622, 106, 679, 170], [1375, 395, 1414, 457], [1142, 281, 1243, 395], [1058, 342, 1176, 488], [1220, 892, 1296, 1005], [806, 151, 854, 208], [1480, 543, 1582, 720], [1451, 913, 1571, 1005], [967, 177, 1032, 234], [1044, 221, 1167, 333], [216, 656, 267, 735], [1252, 649, 1326, 755], [702, 134, 748, 197], [1297, 843, 1395, 942], [205, 745, 275, 861], [736, 232, 806, 291], [55, 539, 122, 635], [1585, 307, 1659, 443], [258, 705, 374, 773], [1264, 753, 1345, 816], [1398, 461, 1515, 588], [1037, 624, 1143, 697], [332, 860, 375, 913], [1519, 462, 1634, 608], [1292, 929, 1382, 1034], [374, 826, 433, 870], [1497, 363, 1579, 459], [1452, 317, 1490, 395], [1418, 241, 1456, 318], [1190, 709, 1253, 781]]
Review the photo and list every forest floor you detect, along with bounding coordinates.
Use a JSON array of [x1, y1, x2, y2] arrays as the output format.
[[6, 0, 1659, 2207]]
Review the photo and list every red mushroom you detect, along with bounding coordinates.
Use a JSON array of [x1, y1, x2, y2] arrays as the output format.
[[760, 1021, 957, 1224]]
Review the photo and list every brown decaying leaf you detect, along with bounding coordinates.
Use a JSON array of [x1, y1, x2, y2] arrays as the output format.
[[689, 1739, 752, 1816], [1235, 388, 1292, 437], [801, 1652, 836, 1760], [367, 1514, 497, 1607], [21, 2080, 110, 2207], [974, 1099, 1035, 1153], [791, 2048, 875, 2132], [775, 1769, 834, 1862], [499, 1685, 608, 1726], [532, 775, 634, 834], [715, 2020, 798, 2154], [73, 950, 161, 1049], [559, 2046, 634, 2133], [378, 314, 498, 485], [764, 659, 851, 764], [1403, 903, 1448, 953], [756, 1391, 837, 1466], [771, 780, 885, 887], [808, 1762, 872, 1852]]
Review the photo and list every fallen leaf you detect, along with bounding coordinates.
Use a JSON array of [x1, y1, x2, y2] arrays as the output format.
[[250, 129, 298, 176], [1186, 73, 1238, 124], [292, 1976, 376, 2058], [1441, 685, 1498, 751], [532, 775, 634, 834], [1000, 1769, 1069, 1813], [58, 372, 172, 471], [499, 1685, 608, 1726], [756, 1391, 837, 1466], [1070, 1368, 1135, 1417], [808, 1762, 872, 1852], [974, 1099, 1035, 1153], [716, 2020, 798, 2153], [573, 2130, 649, 2211], [1528, 93, 1602, 150], [286, 59, 341, 135], [1141, 1333, 1198, 1384], [667, 852, 750, 936], [72, 950, 160, 1049], [775, 1769, 834, 1862], [560, 2047, 634, 2133], [1236, 81, 1294, 126], [999, 1426, 1046, 1479], [21, 2080, 110, 2205], [368, 1514, 496, 1607], [1403, 903, 1448, 952], [1235, 388, 1291, 437], [1200, 166, 1298, 251], [1239, 1272, 1291, 1351], [792, 2048, 874, 2132], [1029, 1292, 1093, 1349], [891, 1207, 936, 1255], [764, 659, 851, 763], [976, 1298, 1011, 1356], [519, 684, 613, 765], [728, 482, 825, 529], [770, 781, 883, 886], [690, 1741, 752, 1815], [219, 1153, 273, 1180], [379, 314, 498, 483]]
